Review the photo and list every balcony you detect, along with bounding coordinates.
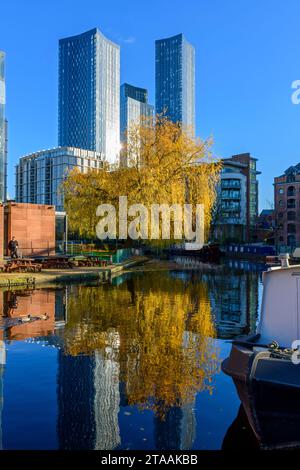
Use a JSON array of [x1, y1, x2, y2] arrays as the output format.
[[221, 204, 241, 212], [221, 190, 240, 200], [221, 179, 241, 189]]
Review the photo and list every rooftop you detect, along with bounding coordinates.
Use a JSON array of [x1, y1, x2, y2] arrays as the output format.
[[18, 146, 104, 162]]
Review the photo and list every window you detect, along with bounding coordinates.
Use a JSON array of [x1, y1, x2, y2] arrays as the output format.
[[278, 200, 284, 207], [287, 186, 296, 197], [287, 199, 296, 209], [287, 234, 296, 245], [287, 211, 296, 221], [287, 223, 296, 233], [278, 212, 283, 219], [278, 188, 284, 194]]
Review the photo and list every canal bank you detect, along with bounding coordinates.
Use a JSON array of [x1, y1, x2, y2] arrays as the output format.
[[0, 256, 150, 288]]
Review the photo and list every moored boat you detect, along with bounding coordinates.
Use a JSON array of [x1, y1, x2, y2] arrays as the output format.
[[166, 243, 222, 261], [222, 254, 300, 449]]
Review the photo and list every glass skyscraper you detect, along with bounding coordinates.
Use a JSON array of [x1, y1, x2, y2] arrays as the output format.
[[0, 51, 6, 201], [155, 33, 195, 136], [120, 83, 154, 144], [58, 28, 120, 164]]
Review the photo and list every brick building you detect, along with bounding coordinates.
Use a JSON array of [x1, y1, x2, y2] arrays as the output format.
[[0, 205, 3, 259], [0, 202, 56, 258], [274, 164, 300, 247]]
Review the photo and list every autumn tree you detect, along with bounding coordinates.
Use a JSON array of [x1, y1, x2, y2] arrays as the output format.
[[63, 116, 221, 243]]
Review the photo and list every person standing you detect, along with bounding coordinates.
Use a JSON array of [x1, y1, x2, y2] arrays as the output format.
[[8, 236, 19, 259]]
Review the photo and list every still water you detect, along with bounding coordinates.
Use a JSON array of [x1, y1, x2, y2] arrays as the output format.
[[0, 260, 263, 450]]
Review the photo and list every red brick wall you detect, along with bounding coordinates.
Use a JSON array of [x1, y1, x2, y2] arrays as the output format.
[[0, 204, 3, 259], [5, 203, 56, 257], [274, 175, 300, 246]]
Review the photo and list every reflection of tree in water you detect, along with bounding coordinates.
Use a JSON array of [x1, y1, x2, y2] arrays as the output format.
[[63, 272, 219, 417]]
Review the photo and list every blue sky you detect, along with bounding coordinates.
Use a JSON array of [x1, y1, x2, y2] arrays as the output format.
[[1, 0, 300, 208]]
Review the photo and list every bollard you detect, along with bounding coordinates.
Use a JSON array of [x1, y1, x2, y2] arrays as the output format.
[[279, 253, 290, 268]]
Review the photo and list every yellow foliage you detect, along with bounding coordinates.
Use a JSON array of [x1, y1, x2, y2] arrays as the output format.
[[63, 116, 221, 242], [62, 272, 220, 417]]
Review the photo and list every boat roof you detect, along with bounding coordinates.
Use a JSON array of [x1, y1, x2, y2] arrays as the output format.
[[258, 264, 300, 348]]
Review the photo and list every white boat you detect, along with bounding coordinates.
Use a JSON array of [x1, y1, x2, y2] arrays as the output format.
[[222, 254, 300, 449]]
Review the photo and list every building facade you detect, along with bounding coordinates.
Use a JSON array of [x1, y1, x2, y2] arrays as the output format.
[[120, 83, 154, 144], [4, 120, 7, 201], [15, 147, 103, 211], [155, 33, 195, 135], [274, 164, 300, 247], [214, 153, 260, 243], [58, 28, 120, 164], [0, 52, 6, 202], [213, 159, 247, 243]]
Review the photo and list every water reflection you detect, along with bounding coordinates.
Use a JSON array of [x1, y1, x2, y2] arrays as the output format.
[[0, 289, 67, 340], [0, 265, 262, 450], [56, 272, 219, 449], [0, 341, 4, 450]]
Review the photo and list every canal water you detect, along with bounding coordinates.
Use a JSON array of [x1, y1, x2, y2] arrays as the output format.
[[0, 260, 263, 450]]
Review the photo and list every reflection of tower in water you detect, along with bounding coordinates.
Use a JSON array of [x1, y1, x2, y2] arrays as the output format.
[[94, 330, 121, 450], [0, 341, 5, 450], [209, 270, 259, 338], [57, 330, 121, 450], [57, 352, 96, 449], [154, 403, 196, 450]]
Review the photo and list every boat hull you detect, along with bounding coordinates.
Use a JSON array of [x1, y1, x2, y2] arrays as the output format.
[[222, 339, 300, 449]]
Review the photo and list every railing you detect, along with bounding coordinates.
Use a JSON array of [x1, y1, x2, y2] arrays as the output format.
[[221, 192, 240, 199], [221, 205, 241, 211], [221, 180, 241, 188], [65, 243, 134, 264]]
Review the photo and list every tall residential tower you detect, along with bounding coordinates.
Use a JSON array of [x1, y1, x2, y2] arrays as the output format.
[[120, 83, 154, 144], [155, 34, 195, 136], [0, 51, 7, 201], [58, 28, 120, 164]]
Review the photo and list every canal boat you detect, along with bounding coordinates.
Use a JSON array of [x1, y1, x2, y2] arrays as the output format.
[[222, 254, 300, 449], [166, 243, 222, 261]]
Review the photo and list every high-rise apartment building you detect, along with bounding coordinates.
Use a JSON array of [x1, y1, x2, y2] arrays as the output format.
[[15, 147, 103, 211], [120, 83, 154, 145], [155, 33, 195, 135], [213, 153, 260, 243], [58, 28, 120, 164], [0, 51, 6, 202]]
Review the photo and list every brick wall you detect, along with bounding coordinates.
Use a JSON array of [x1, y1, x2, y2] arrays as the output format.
[[274, 174, 300, 246], [5, 203, 56, 257], [0, 204, 3, 259]]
